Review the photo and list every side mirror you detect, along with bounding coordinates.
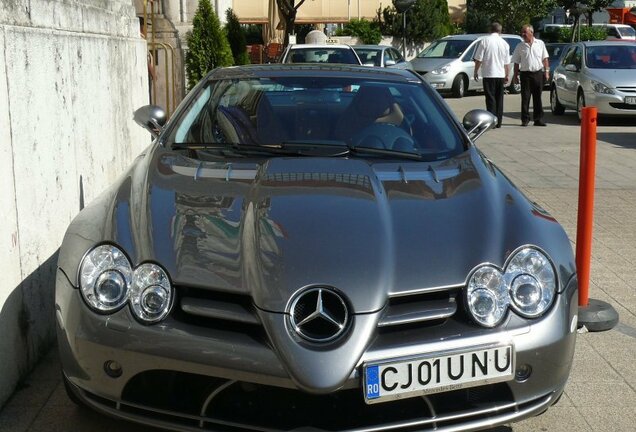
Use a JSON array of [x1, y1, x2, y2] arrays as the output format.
[[385, 59, 397, 66], [565, 63, 578, 72], [133, 105, 167, 138], [462, 109, 497, 142]]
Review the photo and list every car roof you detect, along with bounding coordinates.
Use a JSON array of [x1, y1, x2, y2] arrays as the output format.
[[580, 40, 636, 47], [438, 33, 522, 41], [208, 64, 421, 82], [289, 44, 354, 49], [353, 45, 391, 50]]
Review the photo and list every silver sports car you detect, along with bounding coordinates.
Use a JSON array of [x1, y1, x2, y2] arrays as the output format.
[[57, 65, 578, 431]]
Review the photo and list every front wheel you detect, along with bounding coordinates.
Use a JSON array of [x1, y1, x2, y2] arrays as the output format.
[[451, 74, 466, 98], [577, 91, 586, 123], [551, 87, 565, 115]]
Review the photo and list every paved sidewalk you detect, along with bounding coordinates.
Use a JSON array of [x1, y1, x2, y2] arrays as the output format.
[[1, 92, 635, 432]]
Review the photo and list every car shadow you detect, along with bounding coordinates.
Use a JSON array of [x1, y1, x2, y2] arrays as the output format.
[[597, 131, 636, 149], [503, 111, 581, 126]]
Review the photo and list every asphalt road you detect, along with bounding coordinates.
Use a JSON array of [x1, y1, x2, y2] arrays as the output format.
[[2, 90, 635, 432]]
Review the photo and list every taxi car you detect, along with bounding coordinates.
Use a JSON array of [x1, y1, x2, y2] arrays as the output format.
[[57, 64, 578, 431]]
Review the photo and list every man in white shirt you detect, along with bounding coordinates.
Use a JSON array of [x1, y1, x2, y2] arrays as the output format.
[[473, 22, 510, 128], [511, 24, 550, 126]]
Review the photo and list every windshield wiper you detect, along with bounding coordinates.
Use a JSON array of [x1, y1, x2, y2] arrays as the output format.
[[279, 141, 424, 161], [171, 142, 302, 156]]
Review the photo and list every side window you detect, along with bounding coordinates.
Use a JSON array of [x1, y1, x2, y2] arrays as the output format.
[[504, 38, 521, 55], [383, 50, 392, 64], [607, 27, 619, 38], [462, 44, 476, 62], [573, 47, 582, 68], [391, 49, 404, 62], [562, 46, 577, 66]]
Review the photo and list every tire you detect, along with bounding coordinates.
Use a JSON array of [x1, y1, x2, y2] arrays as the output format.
[[550, 86, 565, 115], [451, 74, 467, 98], [508, 82, 521, 94], [577, 91, 586, 123]]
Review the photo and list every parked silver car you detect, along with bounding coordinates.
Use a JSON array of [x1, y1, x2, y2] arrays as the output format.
[[550, 41, 636, 120], [57, 64, 578, 431], [411, 34, 522, 98], [353, 45, 413, 70]]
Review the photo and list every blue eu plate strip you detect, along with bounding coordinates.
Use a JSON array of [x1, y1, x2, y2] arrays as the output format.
[[366, 365, 380, 399]]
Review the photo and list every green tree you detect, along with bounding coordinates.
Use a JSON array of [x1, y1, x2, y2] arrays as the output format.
[[225, 8, 249, 65], [336, 19, 382, 44], [470, 0, 557, 33], [465, 0, 491, 33], [555, 0, 613, 25], [277, 0, 308, 45], [376, 0, 453, 43], [185, 0, 233, 91]]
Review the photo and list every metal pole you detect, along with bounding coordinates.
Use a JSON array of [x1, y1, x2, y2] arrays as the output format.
[[403, 12, 406, 59]]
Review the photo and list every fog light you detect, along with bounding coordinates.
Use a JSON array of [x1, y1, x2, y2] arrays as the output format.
[[104, 360, 122, 378], [141, 286, 169, 315], [515, 364, 532, 382]]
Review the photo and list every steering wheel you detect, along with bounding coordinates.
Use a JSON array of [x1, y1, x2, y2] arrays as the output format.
[[349, 123, 416, 152]]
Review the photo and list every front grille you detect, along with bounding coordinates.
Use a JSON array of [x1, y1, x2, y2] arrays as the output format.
[[616, 86, 636, 94], [379, 288, 460, 330], [78, 370, 553, 431], [609, 103, 636, 110]]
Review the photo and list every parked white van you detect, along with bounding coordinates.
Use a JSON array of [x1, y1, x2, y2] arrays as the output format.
[[593, 23, 636, 40]]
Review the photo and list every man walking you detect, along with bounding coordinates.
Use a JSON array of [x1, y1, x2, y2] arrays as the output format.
[[511, 24, 550, 126], [473, 22, 510, 128]]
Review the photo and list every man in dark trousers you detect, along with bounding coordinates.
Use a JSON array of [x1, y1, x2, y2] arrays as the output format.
[[511, 24, 550, 126], [473, 22, 510, 128]]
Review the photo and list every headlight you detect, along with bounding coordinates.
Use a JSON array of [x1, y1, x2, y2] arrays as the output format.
[[591, 80, 614, 95], [466, 266, 509, 327], [80, 245, 132, 312], [130, 263, 173, 323], [466, 247, 557, 327], [431, 65, 451, 75], [506, 248, 556, 318]]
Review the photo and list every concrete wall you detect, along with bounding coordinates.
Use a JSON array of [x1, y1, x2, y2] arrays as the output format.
[[0, 0, 149, 408]]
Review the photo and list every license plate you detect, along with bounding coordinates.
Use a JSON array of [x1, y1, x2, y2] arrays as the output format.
[[364, 344, 514, 404], [625, 96, 636, 105]]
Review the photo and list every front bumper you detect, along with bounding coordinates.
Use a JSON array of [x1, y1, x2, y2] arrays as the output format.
[[586, 91, 636, 116], [57, 268, 577, 431], [419, 71, 453, 91]]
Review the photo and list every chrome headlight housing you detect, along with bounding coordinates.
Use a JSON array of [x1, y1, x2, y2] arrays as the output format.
[[590, 80, 614, 95], [79, 244, 173, 323], [130, 263, 173, 323], [466, 246, 557, 327], [506, 247, 556, 318], [431, 65, 451, 75], [467, 266, 509, 327], [80, 245, 132, 312]]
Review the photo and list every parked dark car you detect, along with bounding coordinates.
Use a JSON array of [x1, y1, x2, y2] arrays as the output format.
[[57, 64, 578, 432]]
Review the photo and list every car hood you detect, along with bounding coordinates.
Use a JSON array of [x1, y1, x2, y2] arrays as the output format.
[[71, 145, 569, 316], [410, 57, 455, 72], [587, 69, 636, 88]]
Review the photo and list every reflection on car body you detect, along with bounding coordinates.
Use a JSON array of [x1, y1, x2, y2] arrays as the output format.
[[550, 41, 636, 120], [57, 64, 577, 432]]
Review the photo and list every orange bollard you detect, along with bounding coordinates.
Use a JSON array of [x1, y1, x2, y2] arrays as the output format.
[[575, 107, 597, 307], [575, 107, 618, 332]]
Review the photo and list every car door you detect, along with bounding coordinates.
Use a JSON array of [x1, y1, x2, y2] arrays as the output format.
[[557, 45, 582, 106], [460, 42, 480, 90]]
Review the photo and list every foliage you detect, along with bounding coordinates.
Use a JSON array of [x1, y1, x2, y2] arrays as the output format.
[[225, 9, 249, 65], [185, 0, 233, 91], [464, 0, 491, 33], [375, 0, 453, 43], [558, 25, 608, 42], [469, 0, 557, 33], [277, 0, 308, 45], [245, 25, 264, 45], [336, 19, 382, 44]]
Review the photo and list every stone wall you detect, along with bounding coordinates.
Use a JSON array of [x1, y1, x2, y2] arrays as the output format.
[[0, 0, 149, 408]]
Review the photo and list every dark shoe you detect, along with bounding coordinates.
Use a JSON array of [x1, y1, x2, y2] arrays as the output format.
[[534, 120, 547, 126], [495, 123, 502, 128], [521, 121, 529, 127]]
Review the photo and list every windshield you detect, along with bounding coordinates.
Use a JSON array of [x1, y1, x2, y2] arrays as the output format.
[[586, 45, 636, 69], [417, 39, 472, 59], [546, 44, 567, 59], [166, 75, 466, 161], [617, 26, 636, 38], [284, 48, 360, 64]]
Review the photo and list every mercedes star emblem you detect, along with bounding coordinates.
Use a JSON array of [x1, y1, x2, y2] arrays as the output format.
[[289, 287, 349, 343]]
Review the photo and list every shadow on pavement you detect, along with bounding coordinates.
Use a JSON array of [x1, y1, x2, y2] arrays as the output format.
[[597, 132, 636, 149]]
